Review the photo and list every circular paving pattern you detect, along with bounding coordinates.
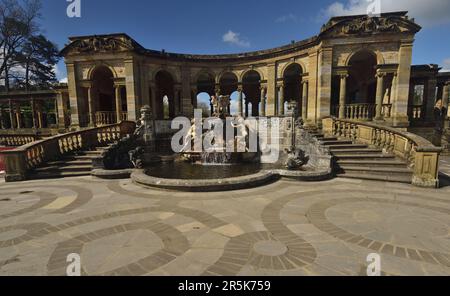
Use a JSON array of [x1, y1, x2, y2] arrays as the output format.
[[0, 174, 449, 276], [253, 240, 288, 257]]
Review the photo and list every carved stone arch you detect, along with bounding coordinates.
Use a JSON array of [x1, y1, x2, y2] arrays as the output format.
[[151, 66, 179, 84], [87, 62, 119, 80], [345, 48, 384, 67], [280, 61, 305, 78], [194, 69, 216, 84], [240, 68, 264, 82], [217, 70, 239, 85]]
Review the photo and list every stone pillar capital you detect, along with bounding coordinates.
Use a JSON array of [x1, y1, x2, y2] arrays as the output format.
[[376, 71, 387, 78], [277, 82, 285, 89]]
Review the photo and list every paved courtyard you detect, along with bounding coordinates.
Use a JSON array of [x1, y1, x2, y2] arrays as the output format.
[[0, 160, 450, 276]]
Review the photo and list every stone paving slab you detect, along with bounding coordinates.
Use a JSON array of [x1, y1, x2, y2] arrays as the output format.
[[0, 166, 450, 276]]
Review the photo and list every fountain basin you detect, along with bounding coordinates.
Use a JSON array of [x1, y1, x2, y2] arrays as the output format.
[[132, 168, 278, 192]]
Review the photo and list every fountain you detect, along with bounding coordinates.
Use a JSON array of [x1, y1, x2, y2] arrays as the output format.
[[93, 96, 333, 190]]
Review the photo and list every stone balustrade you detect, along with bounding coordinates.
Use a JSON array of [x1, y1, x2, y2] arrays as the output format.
[[0, 134, 41, 147], [95, 111, 128, 126], [1, 121, 136, 182], [410, 105, 423, 120], [322, 117, 442, 188]]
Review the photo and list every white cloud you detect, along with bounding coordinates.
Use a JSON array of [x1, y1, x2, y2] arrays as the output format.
[[321, 0, 450, 27], [59, 77, 68, 83], [276, 13, 298, 23], [222, 30, 250, 48], [442, 58, 450, 72]]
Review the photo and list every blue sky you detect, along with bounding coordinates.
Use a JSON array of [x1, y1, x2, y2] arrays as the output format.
[[39, 0, 450, 81]]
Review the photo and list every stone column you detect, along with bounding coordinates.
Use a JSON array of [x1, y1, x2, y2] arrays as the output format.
[[390, 72, 398, 105], [375, 71, 386, 121], [443, 82, 450, 120], [338, 74, 348, 119], [318, 47, 333, 120], [36, 101, 43, 129], [237, 85, 243, 116], [31, 98, 37, 129], [0, 105, 3, 129], [393, 41, 414, 127], [266, 63, 277, 116], [115, 85, 122, 123], [8, 100, 15, 129], [425, 77, 438, 122], [173, 85, 182, 116], [278, 83, 285, 116], [87, 86, 95, 127], [302, 80, 309, 120], [191, 86, 198, 109], [15, 103, 21, 129], [124, 58, 139, 122], [260, 86, 266, 117], [149, 82, 157, 118]]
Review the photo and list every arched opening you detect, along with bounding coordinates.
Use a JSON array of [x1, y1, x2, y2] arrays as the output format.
[[197, 92, 212, 117], [196, 72, 215, 111], [92, 66, 114, 112], [347, 50, 377, 105], [219, 72, 238, 96], [230, 91, 246, 116], [91, 66, 115, 125], [242, 70, 261, 117], [283, 63, 303, 115], [155, 71, 175, 120]]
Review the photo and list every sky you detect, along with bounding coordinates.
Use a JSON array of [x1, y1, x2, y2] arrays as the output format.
[[38, 0, 450, 82]]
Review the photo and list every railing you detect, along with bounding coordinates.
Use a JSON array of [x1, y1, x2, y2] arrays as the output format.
[[382, 104, 393, 118], [332, 104, 376, 120], [0, 121, 136, 182], [0, 135, 41, 147], [410, 105, 423, 120], [95, 111, 128, 126], [322, 117, 442, 188]]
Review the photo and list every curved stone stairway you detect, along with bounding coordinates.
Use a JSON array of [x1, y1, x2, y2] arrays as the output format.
[[28, 147, 109, 180], [311, 132, 413, 184]]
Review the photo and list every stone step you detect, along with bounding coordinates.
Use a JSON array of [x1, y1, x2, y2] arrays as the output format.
[[339, 166, 412, 174], [331, 148, 383, 155], [28, 170, 92, 180], [337, 160, 408, 168], [320, 140, 353, 146], [327, 144, 369, 150], [33, 165, 93, 173], [79, 150, 103, 155], [334, 154, 396, 160], [47, 159, 93, 166], [71, 155, 101, 161], [337, 172, 412, 184]]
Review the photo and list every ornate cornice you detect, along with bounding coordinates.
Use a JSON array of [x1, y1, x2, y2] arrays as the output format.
[[61, 34, 145, 56], [320, 12, 421, 38]]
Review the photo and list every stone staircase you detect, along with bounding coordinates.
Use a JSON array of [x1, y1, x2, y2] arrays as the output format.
[[311, 132, 413, 184], [28, 147, 109, 180]]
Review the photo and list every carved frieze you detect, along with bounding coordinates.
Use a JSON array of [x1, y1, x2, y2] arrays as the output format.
[[320, 14, 421, 38], [62, 34, 142, 56]]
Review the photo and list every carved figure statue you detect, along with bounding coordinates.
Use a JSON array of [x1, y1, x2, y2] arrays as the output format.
[[285, 147, 310, 170]]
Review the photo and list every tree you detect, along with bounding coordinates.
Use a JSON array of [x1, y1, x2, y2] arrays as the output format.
[[17, 34, 60, 89], [0, 0, 42, 91]]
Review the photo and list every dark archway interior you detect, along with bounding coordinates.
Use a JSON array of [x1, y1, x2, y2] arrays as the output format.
[[242, 70, 261, 116], [197, 72, 215, 96], [92, 66, 115, 112], [155, 71, 175, 119], [347, 50, 377, 104], [219, 72, 238, 96], [283, 63, 303, 114]]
